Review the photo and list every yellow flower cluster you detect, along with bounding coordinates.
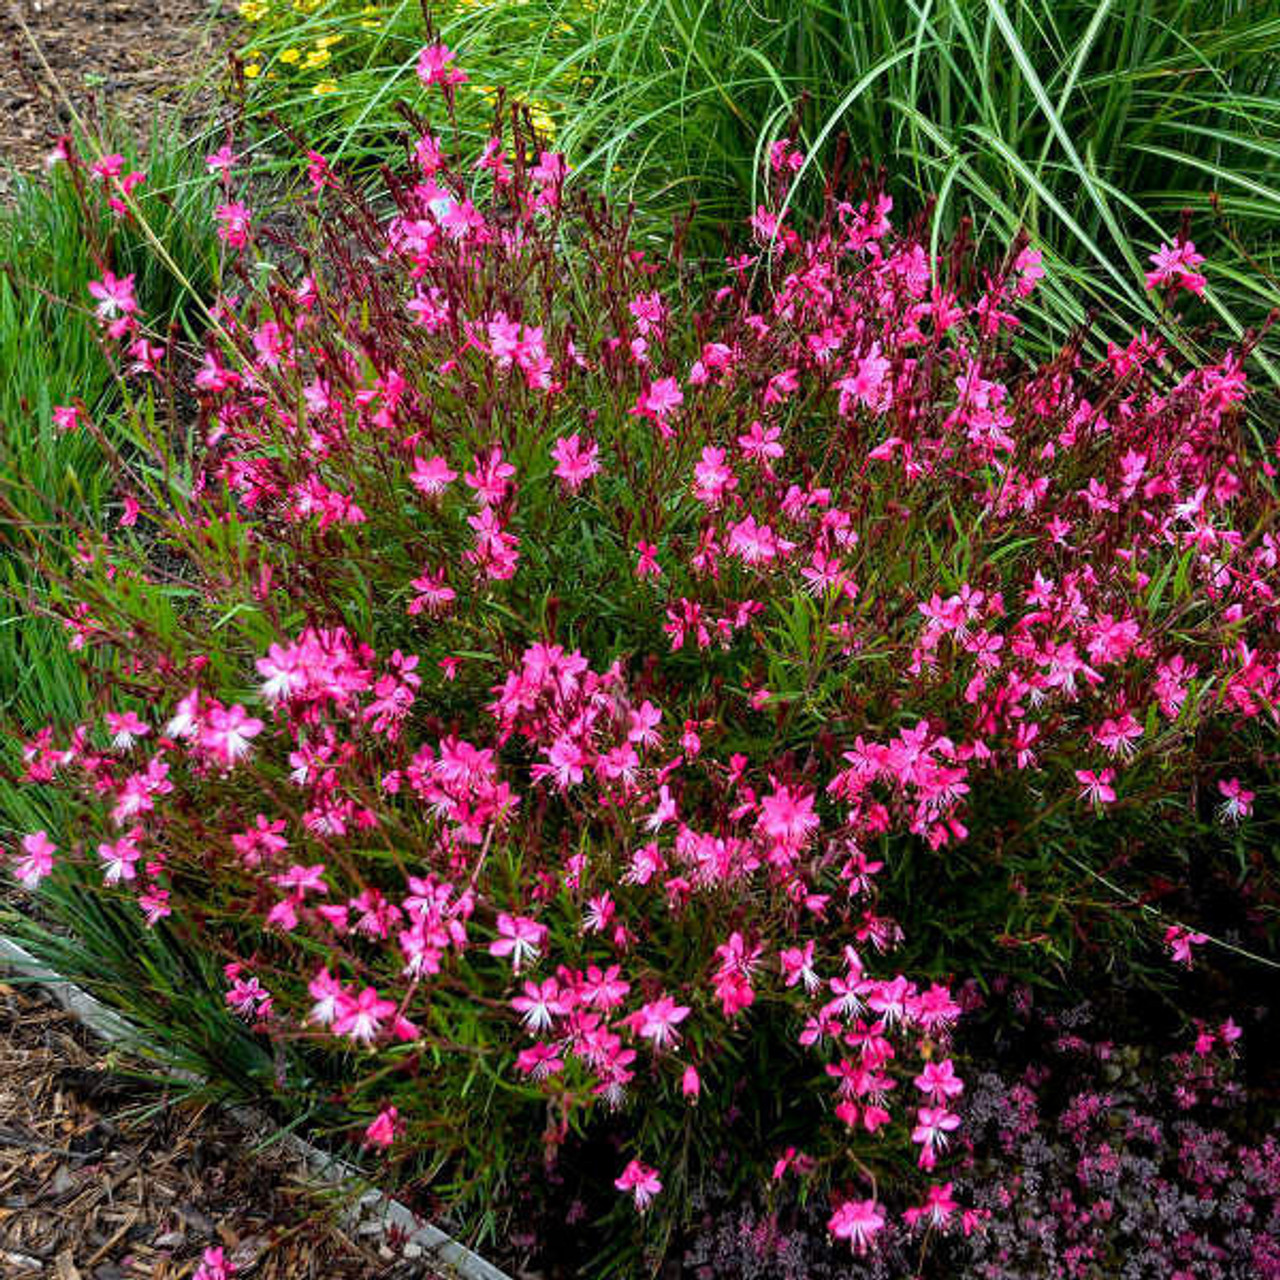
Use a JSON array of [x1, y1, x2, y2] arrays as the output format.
[[238, 0, 361, 90], [278, 30, 343, 70], [234, 0, 569, 119], [239, 0, 382, 23]]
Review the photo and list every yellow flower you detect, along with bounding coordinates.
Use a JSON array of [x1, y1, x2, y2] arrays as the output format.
[[312, 79, 338, 95], [315, 33, 344, 49], [238, 0, 269, 20], [280, 47, 301, 64], [243, 62, 262, 79], [529, 103, 555, 138], [304, 48, 332, 69]]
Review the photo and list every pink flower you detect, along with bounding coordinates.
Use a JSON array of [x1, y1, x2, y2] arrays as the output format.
[[904, 1182, 959, 1230], [216, 201, 252, 248], [138, 885, 171, 927], [511, 978, 571, 1032], [410, 454, 458, 499], [164, 689, 202, 740], [272, 863, 327, 897], [780, 941, 820, 992], [1217, 777, 1254, 823], [306, 967, 345, 1027], [737, 419, 784, 463], [306, 150, 331, 193], [464, 446, 516, 506], [540, 734, 586, 788], [52, 405, 81, 432], [205, 145, 238, 176], [193, 1246, 235, 1280], [627, 700, 663, 747], [681, 1063, 701, 1100], [202, 704, 264, 766], [408, 566, 456, 617], [417, 44, 467, 88], [489, 913, 546, 973], [1165, 923, 1209, 967], [363, 1105, 401, 1149], [88, 271, 138, 324], [12, 831, 56, 889], [550, 434, 601, 491], [333, 986, 397, 1043], [256, 643, 307, 705], [515, 1042, 564, 1079], [912, 1105, 961, 1168], [1144, 237, 1207, 298], [633, 995, 691, 1049], [727, 514, 782, 565], [629, 377, 684, 435], [1075, 767, 1116, 806], [105, 710, 150, 749], [44, 136, 71, 169], [837, 342, 891, 414], [98, 834, 142, 885], [828, 1198, 885, 1253], [635, 540, 662, 579], [692, 446, 737, 506], [757, 783, 818, 849], [914, 1058, 964, 1104], [225, 972, 272, 1019], [91, 153, 125, 182], [615, 1159, 662, 1211], [1014, 246, 1044, 296]]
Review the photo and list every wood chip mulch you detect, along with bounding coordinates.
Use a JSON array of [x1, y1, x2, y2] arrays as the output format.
[[0, 979, 441, 1279], [1, 0, 232, 198]]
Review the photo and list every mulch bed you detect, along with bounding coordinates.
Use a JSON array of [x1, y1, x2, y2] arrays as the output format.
[[1, 0, 232, 197], [0, 978, 439, 1279]]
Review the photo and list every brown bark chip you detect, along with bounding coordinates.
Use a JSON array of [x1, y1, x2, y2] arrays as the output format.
[[0, 980, 436, 1277], [1, 0, 230, 196]]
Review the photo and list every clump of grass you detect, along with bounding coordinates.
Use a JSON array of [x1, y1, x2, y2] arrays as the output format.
[[0, 121, 223, 1021], [227, 0, 1280, 385], [0, 120, 221, 530]]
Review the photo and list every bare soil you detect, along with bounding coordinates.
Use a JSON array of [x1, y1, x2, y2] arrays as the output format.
[[0, 977, 443, 1278], [1, 0, 231, 198]]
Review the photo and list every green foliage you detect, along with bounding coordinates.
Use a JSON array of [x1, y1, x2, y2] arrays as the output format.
[[0, 124, 227, 1099], [0, 118, 221, 708]]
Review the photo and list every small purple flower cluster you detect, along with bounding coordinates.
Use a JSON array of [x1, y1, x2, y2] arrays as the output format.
[[682, 993, 1278, 1279]]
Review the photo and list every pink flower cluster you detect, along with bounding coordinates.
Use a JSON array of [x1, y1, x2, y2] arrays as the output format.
[[10, 47, 1278, 1255]]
